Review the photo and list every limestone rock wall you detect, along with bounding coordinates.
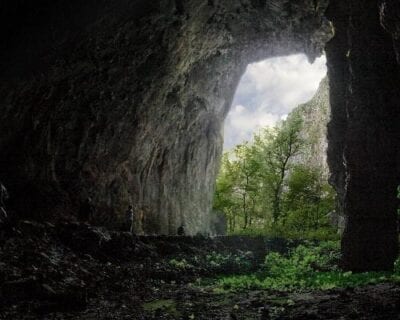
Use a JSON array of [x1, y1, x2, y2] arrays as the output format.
[[326, 0, 400, 271], [0, 0, 331, 235], [290, 76, 330, 178]]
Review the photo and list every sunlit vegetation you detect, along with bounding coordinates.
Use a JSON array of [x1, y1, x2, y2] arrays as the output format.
[[205, 107, 400, 293], [168, 250, 255, 274], [214, 112, 336, 239], [211, 241, 400, 292]]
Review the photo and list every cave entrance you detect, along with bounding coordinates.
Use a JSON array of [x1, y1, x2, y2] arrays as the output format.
[[224, 54, 327, 150], [1, 0, 398, 272], [213, 54, 337, 237]]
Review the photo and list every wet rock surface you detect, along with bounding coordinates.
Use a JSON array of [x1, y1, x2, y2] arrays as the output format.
[[1, 222, 400, 319]]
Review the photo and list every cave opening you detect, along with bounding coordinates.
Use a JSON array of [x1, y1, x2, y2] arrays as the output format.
[[224, 54, 327, 150], [1, 5, 400, 319], [213, 54, 336, 236]]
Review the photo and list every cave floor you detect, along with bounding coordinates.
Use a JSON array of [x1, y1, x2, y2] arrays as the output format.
[[1, 221, 400, 319], [74, 279, 400, 320]]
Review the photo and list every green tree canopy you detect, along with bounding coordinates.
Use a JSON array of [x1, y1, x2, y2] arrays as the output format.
[[213, 113, 336, 240]]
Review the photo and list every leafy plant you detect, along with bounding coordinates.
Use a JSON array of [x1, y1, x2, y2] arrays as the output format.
[[206, 251, 253, 272], [214, 242, 400, 291]]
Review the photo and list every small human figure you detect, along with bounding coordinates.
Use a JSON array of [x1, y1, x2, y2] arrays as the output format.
[[177, 224, 185, 236], [78, 197, 94, 223], [0, 182, 9, 224], [126, 205, 134, 233]]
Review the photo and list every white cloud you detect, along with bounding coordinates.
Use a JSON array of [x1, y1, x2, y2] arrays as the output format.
[[223, 54, 327, 149], [224, 104, 280, 149]]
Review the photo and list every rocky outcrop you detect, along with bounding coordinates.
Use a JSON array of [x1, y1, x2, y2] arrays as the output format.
[[288, 77, 348, 233], [287, 0, 400, 271], [380, 0, 400, 65], [290, 76, 330, 178], [326, 0, 400, 271], [0, 0, 331, 235]]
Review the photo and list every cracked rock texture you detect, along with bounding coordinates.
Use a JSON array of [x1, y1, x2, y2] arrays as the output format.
[[0, 0, 331, 235]]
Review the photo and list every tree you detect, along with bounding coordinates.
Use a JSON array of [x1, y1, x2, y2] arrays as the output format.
[[283, 164, 335, 232], [213, 153, 239, 232], [232, 143, 261, 229], [213, 143, 263, 231], [213, 111, 336, 239], [255, 114, 304, 223]]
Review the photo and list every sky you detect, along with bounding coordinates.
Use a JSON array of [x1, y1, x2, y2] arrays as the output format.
[[223, 54, 327, 150]]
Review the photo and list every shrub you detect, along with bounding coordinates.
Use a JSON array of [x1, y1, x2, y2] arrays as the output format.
[[215, 241, 400, 291], [206, 251, 253, 272]]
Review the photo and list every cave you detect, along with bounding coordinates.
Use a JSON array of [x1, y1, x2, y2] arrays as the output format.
[[0, 0, 399, 275]]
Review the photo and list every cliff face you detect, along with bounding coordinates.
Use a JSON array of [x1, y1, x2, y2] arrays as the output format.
[[326, 0, 400, 271], [290, 77, 330, 178], [0, 0, 331, 235]]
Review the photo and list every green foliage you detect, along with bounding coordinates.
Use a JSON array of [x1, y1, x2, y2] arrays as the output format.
[[214, 143, 265, 231], [281, 165, 336, 235], [206, 251, 253, 271], [215, 242, 400, 291], [214, 112, 336, 239], [168, 251, 255, 275], [263, 241, 340, 279]]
